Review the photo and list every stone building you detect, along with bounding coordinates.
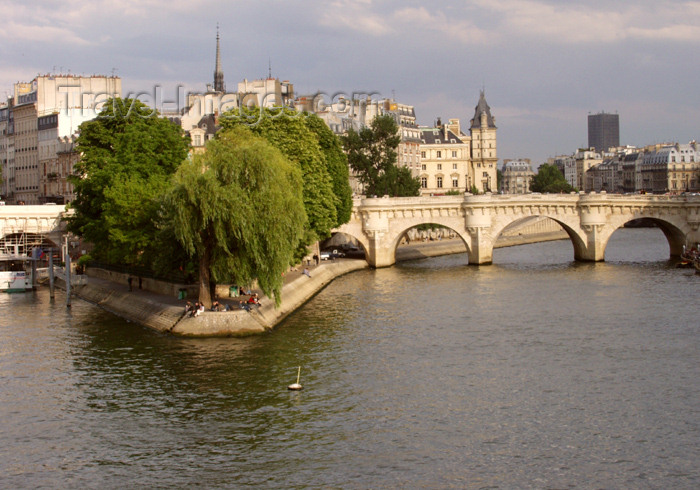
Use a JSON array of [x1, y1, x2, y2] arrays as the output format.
[[500, 159, 534, 194], [0, 74, 121, 204], [470, 91, 498, 193], [416, 91, 498, 196], [419, 119, 472, 194], [551, 155, 577, 189], [639, 142, 700, 194], [575, 148, 602, 192], [586, 157, 623, 193], [52, 137, 79, 203]]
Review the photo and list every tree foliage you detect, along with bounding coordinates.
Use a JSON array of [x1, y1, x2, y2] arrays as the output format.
[[220, 107, 351, 250], [304, 114, 353, 225], [166, 128, 307, 307], [68, 98, 190, 266], [342, 114, 420, 197], [530, 164, 574, 193]]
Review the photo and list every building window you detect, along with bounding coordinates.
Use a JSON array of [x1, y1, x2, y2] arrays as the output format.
[[437, 151, 442, 159], [437, 164, 442, 170], [437, 177, 443, 188], [452, 151, 457, 158], [452, 177, 459, 188], [453, 163, 457, 170], [421, 164, 426, 170], [421, 151, 426, 158], [483, 172, 488, 177], [421, 177, 427, 188]]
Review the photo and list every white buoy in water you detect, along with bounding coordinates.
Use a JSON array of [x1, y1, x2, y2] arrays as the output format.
[[288, 366, 303, 390]]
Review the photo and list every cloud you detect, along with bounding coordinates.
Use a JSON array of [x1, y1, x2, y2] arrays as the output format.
[[473, 0, 700, 44], [0, 21, 89, 45], [318, 1, 392, 36], [393, 7, 492, 45]]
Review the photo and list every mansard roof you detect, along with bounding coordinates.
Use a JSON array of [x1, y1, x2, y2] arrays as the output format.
[[197, 113, 219, 136], [470, 90, 496, 129], [419, 128, 465, 145]]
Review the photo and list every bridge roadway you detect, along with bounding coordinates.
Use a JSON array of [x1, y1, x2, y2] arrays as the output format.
[[335, 193, 700, 267], [0, 204, 70, 249]]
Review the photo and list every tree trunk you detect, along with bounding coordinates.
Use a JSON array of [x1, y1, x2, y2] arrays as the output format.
[[198, 242, 212, 309]]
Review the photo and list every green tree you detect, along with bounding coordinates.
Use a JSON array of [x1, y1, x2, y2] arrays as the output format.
[[342, 114, 420, 197], [220, 107, 345, 252], [530, 164, 574, 193], [166, 128, 307, 307], [68, 98, 190, 266], [304, 114, 353, 225]]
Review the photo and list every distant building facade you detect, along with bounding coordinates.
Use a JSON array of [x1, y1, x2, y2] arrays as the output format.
[[470, 91, 498, 193], [551, 155, 577, 189], [582, 142, 700, 194], [588, 112, 619, 152], [575, 148, 603, 192], [419, 119, 471, 195], [500, 159, 534, 194], [0, 74, 121, 204], [639, 142, 700, 194]]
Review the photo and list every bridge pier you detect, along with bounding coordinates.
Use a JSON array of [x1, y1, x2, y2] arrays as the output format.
[[366, 232, 395, 268], [576, 224, 607, 262], [466, 227, 493, 265]]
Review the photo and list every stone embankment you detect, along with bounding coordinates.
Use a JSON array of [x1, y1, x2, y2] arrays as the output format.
[[68, 259, 368, 337], [64, 217, 566, 337]]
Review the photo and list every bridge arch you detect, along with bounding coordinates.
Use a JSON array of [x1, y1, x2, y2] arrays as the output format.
[[324, 230, 371, 260], [485, 205, 592, 263], [490, 215, 588, 262], [598, 215, 690, 260], [389, 222, 471, 264]]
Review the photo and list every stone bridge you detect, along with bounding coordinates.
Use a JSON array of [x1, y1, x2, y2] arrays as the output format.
[[335, 193, 700, 267], [0, 204, 70, 252]]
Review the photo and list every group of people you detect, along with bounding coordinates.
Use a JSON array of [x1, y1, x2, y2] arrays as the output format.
[[184, 293, 260, 317], [184, 301, 206, 317], [682, 244, 699, 262]]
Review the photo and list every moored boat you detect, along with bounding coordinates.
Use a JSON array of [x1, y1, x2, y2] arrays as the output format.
[[0, 254, 34, 292]]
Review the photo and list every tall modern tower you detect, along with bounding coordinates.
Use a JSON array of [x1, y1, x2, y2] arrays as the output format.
[[588, 112, 619, 152], [213, 27, 225, 93]]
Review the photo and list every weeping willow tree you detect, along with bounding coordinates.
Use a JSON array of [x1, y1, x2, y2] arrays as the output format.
[[165, 128, 307, 307]]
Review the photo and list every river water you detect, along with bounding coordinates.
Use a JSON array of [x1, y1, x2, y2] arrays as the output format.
[[1, 228, 698, 489]]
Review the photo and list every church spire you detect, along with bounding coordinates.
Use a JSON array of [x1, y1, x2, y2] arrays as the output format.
[[214, 25, 225, 93]]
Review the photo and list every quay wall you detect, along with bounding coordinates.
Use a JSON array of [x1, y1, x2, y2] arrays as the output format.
[[67, 260, 368, 337]]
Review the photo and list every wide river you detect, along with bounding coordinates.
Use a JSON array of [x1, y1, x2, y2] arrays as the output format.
[[1, 228, 698, 489]]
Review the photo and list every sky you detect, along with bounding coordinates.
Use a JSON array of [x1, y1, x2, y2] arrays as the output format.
[[2, 0, 699, 165]]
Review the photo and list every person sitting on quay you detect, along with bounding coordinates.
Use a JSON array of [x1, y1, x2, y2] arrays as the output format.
[[190, 302, 205, 317], [189, 302, 200, 317], [211, 300, 222, 312], [194, 303, 205, 317], [302, 268, 311, 278], [184, 301, 194, 315], [247, 293, 261, 307]]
